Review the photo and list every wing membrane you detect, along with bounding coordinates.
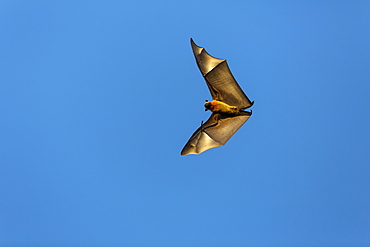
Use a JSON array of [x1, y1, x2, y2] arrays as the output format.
[[190, 38, 253, 108], [181, 113, 251, 155]]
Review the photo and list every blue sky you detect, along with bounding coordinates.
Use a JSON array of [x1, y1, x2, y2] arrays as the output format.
[[1, 1, 370, 246]]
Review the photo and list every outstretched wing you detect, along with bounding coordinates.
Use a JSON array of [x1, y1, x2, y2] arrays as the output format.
[[190, 38, 253, 109], [181, 112, 251, 155]]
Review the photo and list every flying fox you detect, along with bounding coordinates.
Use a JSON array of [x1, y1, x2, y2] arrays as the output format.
[[181, 39, 254, 155]]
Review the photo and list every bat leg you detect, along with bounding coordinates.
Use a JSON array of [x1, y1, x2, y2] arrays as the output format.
[[241, 110, 252, 116]]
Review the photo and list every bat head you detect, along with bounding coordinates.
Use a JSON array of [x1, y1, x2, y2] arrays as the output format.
[[204, 101, 212, 111]]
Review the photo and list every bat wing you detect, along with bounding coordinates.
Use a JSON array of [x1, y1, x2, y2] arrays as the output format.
[[181, 112, 251, 155], [190, 38, 253, 109]]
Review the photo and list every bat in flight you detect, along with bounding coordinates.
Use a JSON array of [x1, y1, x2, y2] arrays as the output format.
[[181, 39, 254, 155]]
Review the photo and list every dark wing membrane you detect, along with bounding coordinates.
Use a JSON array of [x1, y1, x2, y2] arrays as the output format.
[[181, 113, 251, 155], [190, 38, 253, 109]]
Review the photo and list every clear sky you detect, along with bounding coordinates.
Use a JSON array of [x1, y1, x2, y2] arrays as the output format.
[[1, 1, 370, 246]]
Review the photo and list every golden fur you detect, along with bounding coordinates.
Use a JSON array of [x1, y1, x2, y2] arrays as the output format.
[[205, 100, 240, 115]]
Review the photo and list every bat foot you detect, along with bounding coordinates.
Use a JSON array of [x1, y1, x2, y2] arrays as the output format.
[[241, 110, 252, 116]]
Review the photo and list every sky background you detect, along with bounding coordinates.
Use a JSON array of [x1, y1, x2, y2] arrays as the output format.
[[1, 1, 370, 246]]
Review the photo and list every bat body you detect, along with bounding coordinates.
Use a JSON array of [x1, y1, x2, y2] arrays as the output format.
[[205, 100, 239, 115], [181, 39, 254, 155]]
